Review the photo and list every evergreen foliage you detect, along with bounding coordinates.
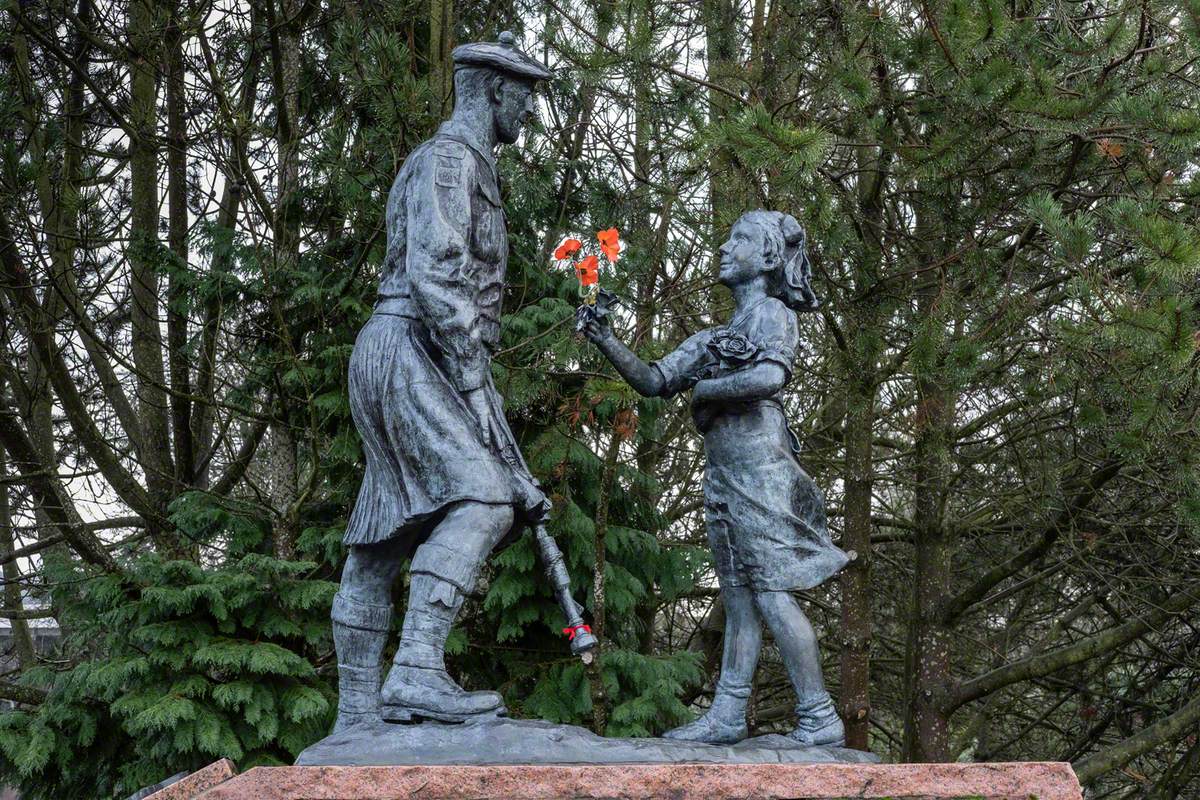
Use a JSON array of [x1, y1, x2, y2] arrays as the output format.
[[467, 134, 710, 735], [0, 507, 337, 798], [0, 0, 1197, 796]]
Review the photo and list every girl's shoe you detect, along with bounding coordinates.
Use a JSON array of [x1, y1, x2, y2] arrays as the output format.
[[663, 693, 749, 744], [787, 692, 846, 747]]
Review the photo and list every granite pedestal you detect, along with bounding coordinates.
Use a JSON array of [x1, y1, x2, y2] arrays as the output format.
[[146, 761, 1082, 799], [142, 719, 1082, 800]]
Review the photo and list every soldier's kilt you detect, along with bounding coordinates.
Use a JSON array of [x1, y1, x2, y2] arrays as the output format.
[[343, 312, 546, 548]]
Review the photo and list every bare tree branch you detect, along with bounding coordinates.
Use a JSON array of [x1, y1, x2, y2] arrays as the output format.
[[1074, 693, 1200, 785], [947, 582, 1200, 712]]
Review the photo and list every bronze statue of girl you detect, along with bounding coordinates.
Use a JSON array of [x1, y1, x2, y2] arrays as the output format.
[[580, 209, 849, 747]]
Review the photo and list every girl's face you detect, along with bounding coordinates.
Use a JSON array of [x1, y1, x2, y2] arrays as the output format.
[[718, 218, 771, 288]]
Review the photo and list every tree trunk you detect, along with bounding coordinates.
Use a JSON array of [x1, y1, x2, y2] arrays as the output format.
[[0, 446, 35, 669], [903, 382, 955, 762], [837, 110, 888, 753], [702, 0, 753, 237], [588, 432, 621, 732], [268, 0, 303, 560], [165, 3, 194, 493], [8, 6, 91, 560], [630, 0, 663, 658], [128, 0, 176, 549], [838, 369, 874, 750], [902, 205, 956, 762], [192, 17, 262, 489], [268, 422, 299, 561], [428, 0, 454, 115], [546, 9, 615, 247]]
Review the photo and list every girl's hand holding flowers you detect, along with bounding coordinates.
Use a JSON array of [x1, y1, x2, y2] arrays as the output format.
[[554, 228, 622, 337]]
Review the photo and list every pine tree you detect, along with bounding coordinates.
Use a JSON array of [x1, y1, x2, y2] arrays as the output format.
[[692, 0, 1200, 777], [1, 0, 1197, 797]]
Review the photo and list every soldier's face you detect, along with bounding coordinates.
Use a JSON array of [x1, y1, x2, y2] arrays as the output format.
[[492, 76, 536, 144]]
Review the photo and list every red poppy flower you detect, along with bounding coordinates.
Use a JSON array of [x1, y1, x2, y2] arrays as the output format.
[[597, 228, 620, 262], [554, 238, 583, 260], [575, 254, 600, 286]]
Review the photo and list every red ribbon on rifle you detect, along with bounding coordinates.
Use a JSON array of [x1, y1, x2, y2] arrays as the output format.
[[562, 624, 592, 641]]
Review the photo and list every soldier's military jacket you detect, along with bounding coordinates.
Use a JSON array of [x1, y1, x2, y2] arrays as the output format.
[[344, 120, 547, 547]]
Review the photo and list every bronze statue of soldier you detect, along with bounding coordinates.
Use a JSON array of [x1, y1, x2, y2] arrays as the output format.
[[330, 33, 554, 732]]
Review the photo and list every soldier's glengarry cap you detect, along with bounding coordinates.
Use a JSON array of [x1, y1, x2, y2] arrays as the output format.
[[452, 31, 553, 82]]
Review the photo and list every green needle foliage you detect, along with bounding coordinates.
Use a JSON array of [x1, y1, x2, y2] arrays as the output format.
[[1, 0, 1197, 797], [1, 3, 710, 795], [0, 509, 338, 798], [464, 141, 710, 735]]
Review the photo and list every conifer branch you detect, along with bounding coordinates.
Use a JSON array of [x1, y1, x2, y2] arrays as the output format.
[[0, 536, 64, 567], [0, 408, 121, 573], [0, 607, 54, 620], [0, 217, 164, 534], [541, 0, 746, 104], [208, 418, 270, 497], [9, 8, 137, 141], [1074, 693, 1200, 784], [946, 582, 1200, 712], [940, 458, 1122, 624], [0, 681, 46, 706]]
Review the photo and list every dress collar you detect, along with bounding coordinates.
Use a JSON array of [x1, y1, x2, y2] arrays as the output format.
[[728, 296, 770, 331]]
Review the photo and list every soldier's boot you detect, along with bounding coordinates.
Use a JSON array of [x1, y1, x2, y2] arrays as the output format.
[[664, 586, 759, 744], [331, 592, 392, 733], [662, 681, 750, 744], [787, 691, 845, 747], [381, 573, 505, 723]]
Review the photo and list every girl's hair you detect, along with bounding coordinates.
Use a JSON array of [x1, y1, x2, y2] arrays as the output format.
[[740, 210, 820, 313]]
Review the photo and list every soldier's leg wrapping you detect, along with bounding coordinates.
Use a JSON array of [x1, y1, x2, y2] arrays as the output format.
[[392, 539, 488, 670], [331, 591, 392, 729], [383, 501, 514, 720], [331, 540, 405, 731]]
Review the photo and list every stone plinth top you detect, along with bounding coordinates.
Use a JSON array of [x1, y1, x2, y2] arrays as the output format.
[[147, 761, 1082, 799]]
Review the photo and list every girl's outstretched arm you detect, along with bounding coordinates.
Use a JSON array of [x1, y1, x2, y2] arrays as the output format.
[[580, 319, 666, 397], [692, 362, 787, 404]]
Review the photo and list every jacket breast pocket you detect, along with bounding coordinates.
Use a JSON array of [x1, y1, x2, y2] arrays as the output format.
[[471, 189, 505, 263]]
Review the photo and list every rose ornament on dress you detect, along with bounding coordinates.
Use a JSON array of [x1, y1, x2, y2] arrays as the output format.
[[707, 329, 759, 371]]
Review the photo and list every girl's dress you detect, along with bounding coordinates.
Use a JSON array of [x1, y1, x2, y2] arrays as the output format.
[[652, 296, 849, 591]]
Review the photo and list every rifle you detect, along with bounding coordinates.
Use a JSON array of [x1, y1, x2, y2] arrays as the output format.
[[533, 524, 598, 663]]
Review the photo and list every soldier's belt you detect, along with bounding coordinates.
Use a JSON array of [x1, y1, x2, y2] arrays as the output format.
[[376, 296, 501, 327], [374, 295, 421, 320]]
